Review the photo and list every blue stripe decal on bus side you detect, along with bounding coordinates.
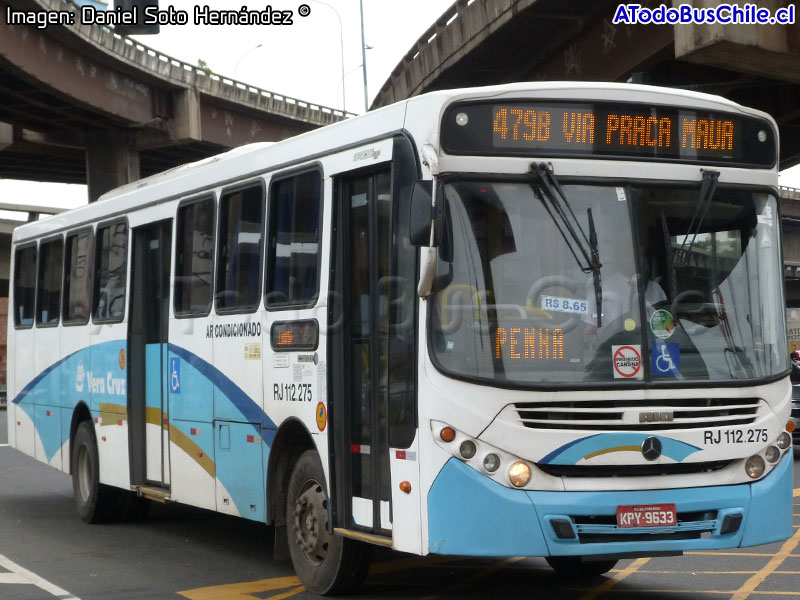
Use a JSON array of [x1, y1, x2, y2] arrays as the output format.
[[12, 351, 76, 405], [13, 340, 280, 463], [167, 343, 278, 437]]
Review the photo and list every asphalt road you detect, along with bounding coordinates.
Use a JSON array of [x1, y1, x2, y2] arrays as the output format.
[[2, 408, 800, 600]]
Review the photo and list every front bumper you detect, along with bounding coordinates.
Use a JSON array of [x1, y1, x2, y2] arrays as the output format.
[[427, 452, 793, 557]]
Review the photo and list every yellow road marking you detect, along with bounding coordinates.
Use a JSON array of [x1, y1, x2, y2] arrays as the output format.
[[268, 587, 304, 600], [731, 527, 800, 600], [419, 556, 525, 600], [579, 557, 650, 600], [178, 575, 302, 600], [177, 556, 470, 599], [637, 570, 757, 574]]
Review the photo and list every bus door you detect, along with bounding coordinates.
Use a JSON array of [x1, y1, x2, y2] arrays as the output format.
[[331, 168, 394, 536], [129, 220, 172, 488]]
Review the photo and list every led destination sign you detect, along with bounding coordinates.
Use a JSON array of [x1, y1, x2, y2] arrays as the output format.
[[441, 101, 776, 167]]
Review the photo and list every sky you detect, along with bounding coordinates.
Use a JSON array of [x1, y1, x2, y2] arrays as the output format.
[[0, 0, 455, 217], [2, 0, 800, 218]]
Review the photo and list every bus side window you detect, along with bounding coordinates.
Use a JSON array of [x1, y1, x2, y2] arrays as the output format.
[[63, 230, 93, 324], [175, 197, 215, 316], [13, 244, 37, 328], [265, 170, 322, 308], [36, 237, 63, 326], [93, 221, 128, 322], [216, 185, 265, 312]]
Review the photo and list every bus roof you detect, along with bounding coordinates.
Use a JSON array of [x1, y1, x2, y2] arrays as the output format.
[[12, 81, 775, 244]]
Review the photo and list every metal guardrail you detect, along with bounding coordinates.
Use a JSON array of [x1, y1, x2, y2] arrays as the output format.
[[32, 0, 355, 125], [373, 0, 478, 107], [781, 186, 800, 201]]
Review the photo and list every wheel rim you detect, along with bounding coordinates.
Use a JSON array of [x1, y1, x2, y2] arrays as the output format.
[[292, 479, 331, 566], [77, 444, 91, 502]]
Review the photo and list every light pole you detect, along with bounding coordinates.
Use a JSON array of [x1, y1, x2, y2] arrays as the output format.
[[336, 64, 364, 113], [359, 0, 369, 112], [309, 0, 347, 113], [234, 43, 263, 80]]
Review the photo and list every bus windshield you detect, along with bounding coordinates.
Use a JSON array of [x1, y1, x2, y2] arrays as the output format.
[[429, 180, 787, 385]]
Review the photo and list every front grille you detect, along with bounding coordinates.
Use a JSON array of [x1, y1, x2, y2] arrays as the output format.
[[515, 398, 761, 431], [570, 510, 718, 544], [537, 460, 733, 478]]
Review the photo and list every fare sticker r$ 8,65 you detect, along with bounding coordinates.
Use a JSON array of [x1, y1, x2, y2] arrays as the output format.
[[612, 344, 643, 379]]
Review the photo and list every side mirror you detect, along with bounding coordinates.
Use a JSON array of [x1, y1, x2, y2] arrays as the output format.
[[409, 180, 433, 247]]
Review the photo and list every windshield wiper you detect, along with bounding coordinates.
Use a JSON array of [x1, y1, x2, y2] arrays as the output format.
[[673, 169, 720, 267], [530, 162, 603, 326]]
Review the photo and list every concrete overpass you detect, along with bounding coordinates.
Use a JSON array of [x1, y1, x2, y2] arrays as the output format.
[[0, 0, 350, 200], [373, 0, 800, 169]]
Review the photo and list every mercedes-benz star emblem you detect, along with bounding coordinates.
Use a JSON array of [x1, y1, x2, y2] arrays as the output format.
[[641, 436, 662, 461]]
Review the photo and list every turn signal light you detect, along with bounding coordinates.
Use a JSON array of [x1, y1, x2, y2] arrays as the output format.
[[440, 427, 456, 443], [786, 421, 796, 433], [399, 481, 412, 494]]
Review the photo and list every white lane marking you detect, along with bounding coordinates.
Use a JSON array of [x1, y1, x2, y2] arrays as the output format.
[[0, 553, 81, 599], [0, 444, 9, 447]]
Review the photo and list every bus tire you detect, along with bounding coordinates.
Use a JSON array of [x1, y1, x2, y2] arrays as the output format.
[[71, 420, 117, 524], [545, 556, 618, 577], [286, 450, 371, 595]]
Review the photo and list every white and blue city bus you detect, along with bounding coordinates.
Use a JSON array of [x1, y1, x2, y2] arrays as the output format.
[[7, 82, 793, 594]]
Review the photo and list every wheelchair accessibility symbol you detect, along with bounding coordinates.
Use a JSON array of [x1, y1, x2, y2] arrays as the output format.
[[170, 358, 181, 393], [652, 341, 680, 376]]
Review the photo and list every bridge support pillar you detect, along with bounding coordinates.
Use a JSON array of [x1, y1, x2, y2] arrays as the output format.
[[0, 122, 11, 151], [85, 130, 140, 202]]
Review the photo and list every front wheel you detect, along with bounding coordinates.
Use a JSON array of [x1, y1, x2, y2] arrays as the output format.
[[546, 556, 618, 577], [286, 450, 371, 595]]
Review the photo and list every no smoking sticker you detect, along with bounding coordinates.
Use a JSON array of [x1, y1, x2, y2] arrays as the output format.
[[612, 344, 643, 379]]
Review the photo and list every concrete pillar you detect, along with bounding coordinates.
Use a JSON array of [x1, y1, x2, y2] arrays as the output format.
[[674, 0, 800, 83], [85, 130, 140, 203], [0, 122, 11, 151], [173, 88, 202, 143]]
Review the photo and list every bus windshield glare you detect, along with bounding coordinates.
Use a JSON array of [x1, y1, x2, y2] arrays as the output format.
[[430, 180, 787, 385]]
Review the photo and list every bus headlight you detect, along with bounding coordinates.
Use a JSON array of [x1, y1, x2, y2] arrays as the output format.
[[776, 432, 791, 450], [508, 462, 531, 487], [483, 453, 500, 473], [459, 440, 477, 459], [745, 455, 765, 479], [765, 446, 780, 463]]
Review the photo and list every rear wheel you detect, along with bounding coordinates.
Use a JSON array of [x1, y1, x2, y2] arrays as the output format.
[[286, 450, 371, 595], [71, 420, 118, 523], [546, 556, 618, 577]]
